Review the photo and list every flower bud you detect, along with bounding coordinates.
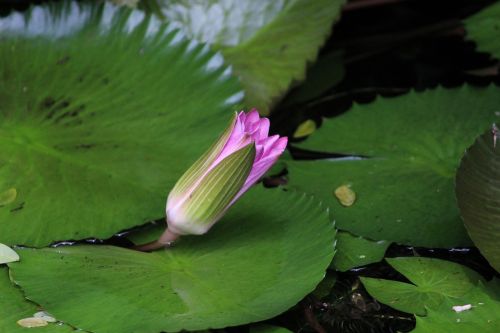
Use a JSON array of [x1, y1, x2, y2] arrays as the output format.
[[134, 110, 287, 251], [167, 109, 288, 234]]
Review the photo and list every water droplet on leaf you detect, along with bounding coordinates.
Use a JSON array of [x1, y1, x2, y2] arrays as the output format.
[[334, 185, 356, 207]]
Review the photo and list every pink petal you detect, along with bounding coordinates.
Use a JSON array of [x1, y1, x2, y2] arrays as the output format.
[[230, 135, 288, 205]]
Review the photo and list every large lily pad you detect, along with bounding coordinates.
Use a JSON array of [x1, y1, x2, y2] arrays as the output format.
[[9, 187, 335, 333], [464, 2, 500, 60], [0, 2, 243, 247], [286, 86, 500, 247], [456, 126, 500, 272], [0, 267, 74, 332], [158, 0, 346, 113], [360, 257, 484, 316]]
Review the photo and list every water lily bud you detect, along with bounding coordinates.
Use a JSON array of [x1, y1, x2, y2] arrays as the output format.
[[135, 110, 287, 251]]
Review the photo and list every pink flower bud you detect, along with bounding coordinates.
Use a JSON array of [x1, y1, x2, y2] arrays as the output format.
[[135, 109, 287, 251]]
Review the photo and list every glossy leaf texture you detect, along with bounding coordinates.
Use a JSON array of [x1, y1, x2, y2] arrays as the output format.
[[8, 187, 336, 333], [464, 1, 500, 60], [286, 86, 500, 247], [157, 0, 346, 113], [0, 1, 243, 247], [456, 126, 500, 272]]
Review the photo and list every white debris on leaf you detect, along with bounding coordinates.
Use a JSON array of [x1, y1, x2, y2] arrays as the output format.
[[34, 311, 56, 323], [0, 243, 19, 264], [452, 304, 472, 312], [17, 317, 48, 328]]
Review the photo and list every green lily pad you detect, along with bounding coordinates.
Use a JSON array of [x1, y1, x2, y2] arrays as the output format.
[[9, 187, 335, 333], [412, 280, 500, 333], [456, 126, 500, 273], [0, 2, 243, 247], [157, 0, 346, 113], [0, 267, 74, 332], [360, 257, 484, 316], [331, 231, 389, 272], [286, 86, 500, 247], [464, 2, 500, 60]]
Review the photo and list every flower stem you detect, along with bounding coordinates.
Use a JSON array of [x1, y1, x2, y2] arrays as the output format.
[[133, 228, 180, 252]]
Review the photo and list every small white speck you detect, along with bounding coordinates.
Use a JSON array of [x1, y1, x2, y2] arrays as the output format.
[[452, 304, 472, 313]]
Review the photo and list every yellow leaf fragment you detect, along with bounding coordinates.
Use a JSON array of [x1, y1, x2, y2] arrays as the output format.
[[334, 185, 356, 207], [293, 120, 316, 138], [17, 317, 48, 328], [0, 243, 19, 264], [0, 188, 17, 206]]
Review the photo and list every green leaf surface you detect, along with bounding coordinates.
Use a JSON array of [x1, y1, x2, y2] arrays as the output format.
[[9, 187, 335, 333], [361, 257, 484, 316], [331, 231, 389, 272], [0, 267, 74, 332], [0, 2, 243, 247], [464, 2, 500, 60], [286, 86, 500, 246], [456, 126, 500, 272], [412, 280, 500, 333], [158, 0, 346, 113]]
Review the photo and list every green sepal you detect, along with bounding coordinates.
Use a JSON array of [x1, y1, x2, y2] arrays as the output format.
[[169, 112, 237, 199], [181, 143, 256, 227]]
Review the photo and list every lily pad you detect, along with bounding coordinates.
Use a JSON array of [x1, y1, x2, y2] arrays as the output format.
[[0, 2, 242, 247], [464, 2, 500, 60], [9, 187, 335, 333], [0, 267, 74, 332], [456, 126, 500, 272], [331, 231, 389, 272], [158, 0, 346, 113], [412, 280, 500, 333], [286, 86, 500, 247], [360, 257, 484, 316]]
